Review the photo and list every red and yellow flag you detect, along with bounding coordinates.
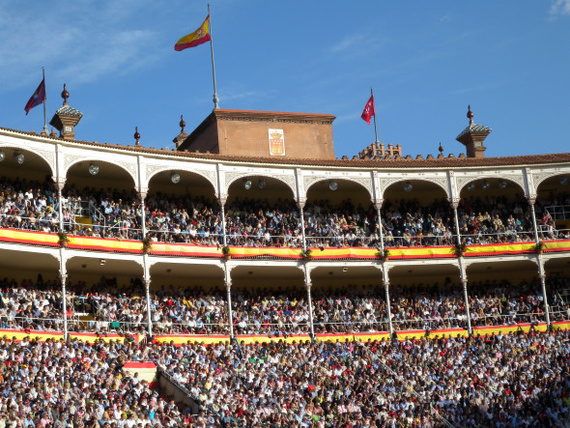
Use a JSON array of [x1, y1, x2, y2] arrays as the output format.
[[174, 14, 211, 51]]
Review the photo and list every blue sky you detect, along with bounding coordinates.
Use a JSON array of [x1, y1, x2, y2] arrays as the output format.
[[1, 1, 569, 159]]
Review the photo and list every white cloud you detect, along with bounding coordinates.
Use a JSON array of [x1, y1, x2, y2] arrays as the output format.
[[329, 34, 366, 53], [549, 0, 570, 18], [0, 1, 161, 91]]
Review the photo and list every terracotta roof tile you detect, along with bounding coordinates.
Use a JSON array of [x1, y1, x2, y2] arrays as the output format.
[[2, 126, 569, 168]]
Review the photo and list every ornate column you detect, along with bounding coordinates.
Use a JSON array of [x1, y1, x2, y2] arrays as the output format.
[[294, 168, 307, 250], [374, 201, 385, 251], [527, 196, 540, 244], [139, 190, 147, 239], [458, 257, 473, 335], [218, 196, 228, 247], [216, 163, 228, 247], [143, 275, 153, 337], [224, 264, 234, 338], [382, 267, 394, 337], [297, 199, 307, 251], [304, 265, 315, 340], [371, 172, 385, 250], [55, 180, 66, 232], [536, 255, 551, 328], [136, 155, 148, 240], [59, 259, 68, 340], [449, 198, 462, 247]]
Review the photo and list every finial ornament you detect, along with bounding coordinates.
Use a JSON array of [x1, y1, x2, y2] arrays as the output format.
[[467, 105, 474, 124], [134, 126, 141, 146], [179, 115, 186, 132], [438, 142, 444, 153], [62, 84, 69, 106]]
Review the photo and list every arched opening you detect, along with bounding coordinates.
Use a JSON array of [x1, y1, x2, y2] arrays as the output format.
[[63, 160, 137, 239], [458, 177, 531, 244], [382, 179, 452, 247], [146, 170, 218, 245], [0, 147, 56, 233], [536, 174, 570, 240], [305, 179, 375, 248], [225, 175, 297, 247]]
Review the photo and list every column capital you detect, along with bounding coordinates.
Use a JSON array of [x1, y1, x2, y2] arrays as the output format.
[[526, 195, 537, 206], [448, 198, 460, 209], [296, 198, 306, 210], [374, 200, 384, 210], [53, 178, 66, 191], [217, 195, 228, 207], [138, 188, 148, 200]]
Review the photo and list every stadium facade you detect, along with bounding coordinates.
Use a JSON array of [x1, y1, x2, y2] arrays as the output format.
[[1, 89, 569, 343]]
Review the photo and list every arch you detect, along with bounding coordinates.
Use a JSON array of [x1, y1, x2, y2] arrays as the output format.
[[64, 158, 137, 189], [147, 166, 217, 192], [147, 168, 217, 198], [381, 177, 449, 200], [0, 145, 55, 179], [458, 176, 525, 195], [533, 170, 570, 193], [226, 172, 296, 198], [535, 172, 570, 195], [305, 177, 373, 203]]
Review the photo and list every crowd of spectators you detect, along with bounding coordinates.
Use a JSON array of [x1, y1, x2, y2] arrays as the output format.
[[2, 274, 569, 339], [381, 198, 456, 248], [231, 287, 311, 335], [469, 279, 546, 327], [0, 336, 191, 427], [312, 286, 389, 333], [0, 276, 64, 332], [4, 176, 568, 248], [457, 194, 536, 245], [224, 198, 301, 247], [158, 329, 570, 427], [1, 327, 568, 427], [0, 176, 59, 233]]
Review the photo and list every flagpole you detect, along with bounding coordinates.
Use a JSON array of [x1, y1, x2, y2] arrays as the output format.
[[208, 4, 219, 110], [371, 87, 380, 144], [42, 67, 48, 135]]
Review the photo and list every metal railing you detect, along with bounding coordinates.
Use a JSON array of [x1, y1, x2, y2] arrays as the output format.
[[459, 230, 535, 245], [147, 228, 223, 246], [544, 204, 570, 222], [391, 315, 468, 331], [469, 311, 547, 327], [0, 310, 567, 336]]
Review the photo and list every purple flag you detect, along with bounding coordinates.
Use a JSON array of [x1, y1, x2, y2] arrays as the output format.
[[24, 79, 46, 115]]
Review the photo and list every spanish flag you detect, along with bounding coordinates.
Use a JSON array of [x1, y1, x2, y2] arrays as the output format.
[[174, 14, 211, 51]]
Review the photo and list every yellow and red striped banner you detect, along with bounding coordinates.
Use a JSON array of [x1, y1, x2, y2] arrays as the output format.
[[552, 320, 570, 330], [464, 242, 535, 257], [123, 361, 157, 387], [153, 334, 230, 345], [543, 239, 570, 253], [228, 246, 302, 259], [0, 228, 59, 246], [316, 332, 391, 343], [150, 242, 224, 257], [67, 235, 142, 253], [68, 332, 143, 343], [0, 328, 64, 342], [1, 227, 570, 260]]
